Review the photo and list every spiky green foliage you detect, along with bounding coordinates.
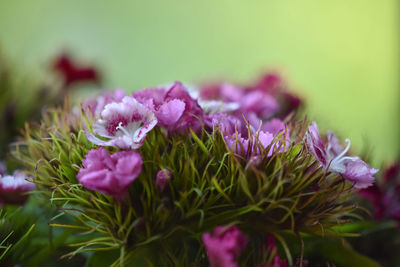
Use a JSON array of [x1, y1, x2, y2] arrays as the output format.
[[12, 103, 361, 266]]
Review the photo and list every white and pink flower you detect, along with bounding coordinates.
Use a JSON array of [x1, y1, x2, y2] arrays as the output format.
[[306, 122, 378, 189], [0, 171, 35, 205], [87, 96, 157, 149]]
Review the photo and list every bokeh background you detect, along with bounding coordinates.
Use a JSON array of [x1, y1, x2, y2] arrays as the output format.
[[0, 0, 398, 166]]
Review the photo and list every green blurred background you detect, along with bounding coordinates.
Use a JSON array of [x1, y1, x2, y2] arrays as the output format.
[[0, 0, 398, 166]]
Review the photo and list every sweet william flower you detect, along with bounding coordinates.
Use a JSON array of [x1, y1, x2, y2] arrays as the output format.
[[306, 122, 378, 189], [83, 89, 125, 117], [155, 169, 172, 191], [132, 82, 204, 133], [53, 53, 100, 87], [204, 113, 242, 135], [224, 131, 275, 157], [87, 96, 157, 149], [163, 81, 204, 133], [202, 225, 248, 267], [77, 147, 142, 197], [0, 171, 35, 205], [359, 162, 400, 225]]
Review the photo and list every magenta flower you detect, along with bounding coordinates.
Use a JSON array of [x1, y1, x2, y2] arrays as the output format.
[[163, 82, 204, 133], [77, 147, 142, 197], [224, 131, 275, 157], [83, 89, 125, 117], [132, 88, 166, 110], [204, 113, 242, 135], [156, 99, 186, 128], [239, 91, 279, 119], [306, 122, 378, 189], [87, 96, 157, 149], [131, 82, 204, 133], [0, 171, 35, 205], [359, 162, 400, 225], [155, 169, 172, 191], [202, 225, 248, 267]]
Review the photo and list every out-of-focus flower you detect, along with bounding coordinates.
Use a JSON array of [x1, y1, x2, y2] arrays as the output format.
[[132, 88, 166, 110], [359, 161, 400, 225], [258, 235, 288, 267], [198, 99, 239, 114], [77, 147, 142, 197], [53, 53, 100, 87], [224, 131, 275, 157], [0, 171, 35, 205], [239, 91, 279, 120], [202, 225, 248, 267], [155, 169, 172, 191], [87, 96, 157, 149], [306, 122, 378, 189], [83, 89, 125, 117], [204, 113, 242, 135]]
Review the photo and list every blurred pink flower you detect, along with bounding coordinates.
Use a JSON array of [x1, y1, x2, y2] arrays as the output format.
[[306, 122, 378, 189], [0, 171, 35, 205], [155, 169, 172, 191], [202, 225, 248, 267], [83, 89, 125, 117], [225, 128, 288, 158], [204, 113, 242, 135], [53, 53, 101, 87], [77, 147, 142, 197], [87, 96, 157, 149], [359, 162, 400, 225]]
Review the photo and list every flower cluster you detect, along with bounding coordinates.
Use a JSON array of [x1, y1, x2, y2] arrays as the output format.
[[14, 71, 382, 266], [81, 75, 299, 196]]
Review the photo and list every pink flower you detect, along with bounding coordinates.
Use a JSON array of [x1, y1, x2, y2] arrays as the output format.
[[132, 82, 204, 133], [0, 171, 35, 205], [155, 169, 172, 191], [53, 53, 101, 87], [87, 96, 157, 149], [306, 122, 378, 189], [83, 89, 125, 117], [239, 91, 279, 119], [77, 147, 142, 197], [204, 113, 242, 135], [163, 82, 204, 133], [359, 162, 400, 225], [225, 125, 289, 158], [261, 119, 287, 135], [202, 225, 248, 267], [156, 99, 186, 127], [131, 88, 166, 110]]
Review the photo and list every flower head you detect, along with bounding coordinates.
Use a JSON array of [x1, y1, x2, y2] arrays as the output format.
[[162, 82, 204, 133], [87, 96, 157, 149], [359, 161, 400, 225], [306, 122, 378, 189], [202, 225, 248, 267], [83, 89, 125, 117], [77, 147, 142, 197], [155, 169, 172, 191], [204, 113, 242, 135], [0, 171, 35, 205], [53, 53, 100, 87]]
